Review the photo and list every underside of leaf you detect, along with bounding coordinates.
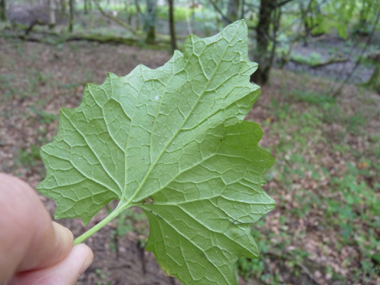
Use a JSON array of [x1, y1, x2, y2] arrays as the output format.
[[37, 20, 275, 285]]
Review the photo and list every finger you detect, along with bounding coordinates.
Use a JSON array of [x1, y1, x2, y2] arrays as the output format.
[[0, 173, 73, 281], [6, 244, 94, 285]]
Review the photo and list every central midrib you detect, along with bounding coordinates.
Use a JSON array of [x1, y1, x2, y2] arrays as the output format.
[[120, 23, 242, 208]]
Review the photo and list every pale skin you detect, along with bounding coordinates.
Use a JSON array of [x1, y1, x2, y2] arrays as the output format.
[[0, 173, 94, 285]]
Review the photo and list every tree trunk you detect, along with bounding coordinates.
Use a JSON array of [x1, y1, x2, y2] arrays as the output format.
[[68, 0, 74, 33], [61, 0, 67, 13], [48, 0, 56, 29], [168, 0, 177, 52], [134, 0, 142, 30], [251, 0, 279, 85], [358, 0, 373, 35], [227, 0, 239, 22], [364, 65, 380, 93], [240, 0, 245, 19], [124, 0, 132, 24], [144, 0, 157, 44], [299, 0, 308, 46], [84, 0, 88, 14], [185, 1, 193, 34], [0, 0, 6, 22]]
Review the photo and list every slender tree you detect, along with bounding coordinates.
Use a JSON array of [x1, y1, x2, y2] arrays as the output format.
[[48, 0, 56, 29], [227, 0, 239, 22], [358, 0, 373, 34], [84, 0, 88, 14], [134, 0, 142, 30], [251, 0, 294, 85], [61, 0, 67, 13], [209, 0, 293, 84], [0, 0, 6, 22], [240, 0, 245, 19], [144, 0, 157, 44], [250, 0, 279, 85], [168, 0, 177, 52], [185, 1, 193, 34], [364, 65, 380, 93], [68, 0, 74, 33]]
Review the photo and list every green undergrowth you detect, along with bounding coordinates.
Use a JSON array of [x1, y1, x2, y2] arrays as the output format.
[[108, 207, 148, 252], [236, 87, 380, 284]]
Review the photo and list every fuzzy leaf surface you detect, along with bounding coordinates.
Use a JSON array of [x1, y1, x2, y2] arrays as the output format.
[[37, 20, 275, 285]]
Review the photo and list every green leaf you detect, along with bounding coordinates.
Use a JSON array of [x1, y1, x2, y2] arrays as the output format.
[[37, 20, 275, 285]]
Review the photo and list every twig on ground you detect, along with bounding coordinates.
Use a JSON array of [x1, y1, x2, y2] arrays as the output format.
[[266, 249, 321, 285]]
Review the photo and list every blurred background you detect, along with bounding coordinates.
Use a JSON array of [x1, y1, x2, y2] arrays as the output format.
[[0, 0, 379, 284]]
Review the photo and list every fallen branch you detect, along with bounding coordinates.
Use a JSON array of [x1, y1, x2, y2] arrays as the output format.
[[286, 250, 322, 285], [365, 50, 380, 63], [290, 56, 349, 68], [68, 34, 138, 45], [25, 19, 48, 35], [266, 249, 322, 285], [311, 57, 349, 68], [0, 32, 171, 49]]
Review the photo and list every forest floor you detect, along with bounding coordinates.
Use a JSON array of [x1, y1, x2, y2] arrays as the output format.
[[0, 38, 379, 285]]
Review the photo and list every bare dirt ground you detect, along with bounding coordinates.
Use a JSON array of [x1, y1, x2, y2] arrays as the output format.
[[1, 38, 379, 285]]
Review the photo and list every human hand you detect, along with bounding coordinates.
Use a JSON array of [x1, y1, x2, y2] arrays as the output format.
[[0, 173, 94, 285]]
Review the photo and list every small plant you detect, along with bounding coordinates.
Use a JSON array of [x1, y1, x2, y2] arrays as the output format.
[[17, 145, 41, 169], [95, 268, 110, 285]]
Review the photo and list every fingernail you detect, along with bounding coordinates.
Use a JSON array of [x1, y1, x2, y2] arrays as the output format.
[[52, 222, 74, 244]]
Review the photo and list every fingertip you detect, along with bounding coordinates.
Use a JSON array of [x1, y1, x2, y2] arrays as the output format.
[[37, 222, 75, 269], [52, 222, 74, 254], [76, 244, 94, 275]]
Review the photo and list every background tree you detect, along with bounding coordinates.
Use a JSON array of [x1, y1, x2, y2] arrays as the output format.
[[60, 0, 67, 13], [357, 0, 373, 34], [0, 0, 6, 22], [84, 0, 88, 14], [251, 0, 281, 85], [168, 0, 177, 52], [144, 0, 157, 44], [364, 65, 380, 93], [227, 0, 239, 22], [68, 0, 74, 33], [48, 0, 56, 29], [134, 0, 143, 31], [209, 0, 294, 85]]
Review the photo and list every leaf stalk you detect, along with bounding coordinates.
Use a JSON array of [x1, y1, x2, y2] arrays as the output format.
[[73, 202, 131, 245]]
